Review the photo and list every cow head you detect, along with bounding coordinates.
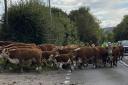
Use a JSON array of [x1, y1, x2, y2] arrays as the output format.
[[0, 48, 10, 59]]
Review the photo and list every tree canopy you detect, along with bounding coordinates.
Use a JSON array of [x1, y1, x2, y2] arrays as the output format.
[[69, 7, 100, 43], [113, 15, 128, 41], [0, 0, 79, 45]]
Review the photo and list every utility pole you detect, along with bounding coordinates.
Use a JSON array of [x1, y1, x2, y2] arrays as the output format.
[[4, 0, 8, 29], [48, 0, 52, 26], [48, 0, 53, 43]]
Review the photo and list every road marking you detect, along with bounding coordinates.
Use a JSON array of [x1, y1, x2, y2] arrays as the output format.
[[64, 80, 70, 84], [66, 73, 71, 76], [62, 70, 72, 85], [65, 76, 70, 80], [119, 60, 128, 67]]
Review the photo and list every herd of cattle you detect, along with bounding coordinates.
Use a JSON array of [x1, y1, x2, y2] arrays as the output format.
[[0, 41, 124, 72]]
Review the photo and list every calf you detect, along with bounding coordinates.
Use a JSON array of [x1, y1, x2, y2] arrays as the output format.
[[54, 52, 75, 70]]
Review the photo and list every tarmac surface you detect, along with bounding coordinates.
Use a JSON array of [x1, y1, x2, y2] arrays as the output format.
[[0, 57, 128, 85]]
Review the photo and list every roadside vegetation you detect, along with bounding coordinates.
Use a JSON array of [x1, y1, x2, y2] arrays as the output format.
[[0, 0, 104, 45], [114, 15, 128, 41]]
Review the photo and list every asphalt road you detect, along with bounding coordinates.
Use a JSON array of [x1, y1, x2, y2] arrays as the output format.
[[70, 61, 128, 85], [0, 61, 128, 85]]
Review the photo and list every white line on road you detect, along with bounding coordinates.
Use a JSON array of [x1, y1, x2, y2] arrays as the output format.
[[66, 73, 71, 76], [119, 60, 128, 67], [64, 80, 70, 84], [65, 76, 70, 80], [63, 70, 72, 85]]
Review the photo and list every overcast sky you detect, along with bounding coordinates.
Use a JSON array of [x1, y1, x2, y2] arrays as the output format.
[[0, 0, 128, 28]]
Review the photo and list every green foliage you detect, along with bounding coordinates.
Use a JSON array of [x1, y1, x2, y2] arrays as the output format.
[[114, 15, 128, 41], [69, 7, 100, 43], [0, 0, 79, 45], [98, 29, 114, 44], [50, 8, 79, 45], [0, 0, 48, 44]]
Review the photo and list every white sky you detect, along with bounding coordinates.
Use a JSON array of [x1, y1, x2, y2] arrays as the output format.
[[0, 0, 128, 28]]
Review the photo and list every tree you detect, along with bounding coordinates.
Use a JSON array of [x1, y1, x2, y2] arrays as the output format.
[[0, 0, 79, 45], [69, 7, 100, 43], [113, 15, 128, 41], [0, 0, 47, 44], [50, 8, 79, 45]]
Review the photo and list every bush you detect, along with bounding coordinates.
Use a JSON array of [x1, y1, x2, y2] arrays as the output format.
[[0, 0, 79, 45], [0, 0, 49, 44]]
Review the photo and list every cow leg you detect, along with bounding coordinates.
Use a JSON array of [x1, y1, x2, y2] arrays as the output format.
[[58, 62, 63, 70], [121, 55, 123, 60], [110, 61, 113, 67], [70, 64, 75, 71], [3, 59, 9, 70], [35, 57, 42, 72], [114, 58, 118, 67], [77, 58, 83, 69], [52, 59, 58, 69], [103, 55, 107, 67], [72, 61, 77, 70], [93, 57, 97, 68], [109, 58, 113, 68], [84, 61, 88, 68], [19, 59, 23, 73], [108, 56, 113, 67], [113, 59, 117, 67]]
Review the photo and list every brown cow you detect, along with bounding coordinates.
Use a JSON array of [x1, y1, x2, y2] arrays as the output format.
[[0, 47, 42, 72], [38, 44, 56, 51], [106, 46, 120, 67], [4, 43, 37, 48], [74, 47, 97, 69], [57, 47, 74, 54], [0, 41, 14, 46], [118, 45, 124, 60], [95, 46, 108, 67], [111, 46, 120, 67], [0, 42, 37, 53]]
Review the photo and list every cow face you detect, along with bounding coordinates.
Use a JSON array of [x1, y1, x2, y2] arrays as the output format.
[[0, 48, 10, 58]]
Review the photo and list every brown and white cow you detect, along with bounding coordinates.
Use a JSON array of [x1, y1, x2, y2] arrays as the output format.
[[0, 45, 42, 72], [53, 52, 76, 70]]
